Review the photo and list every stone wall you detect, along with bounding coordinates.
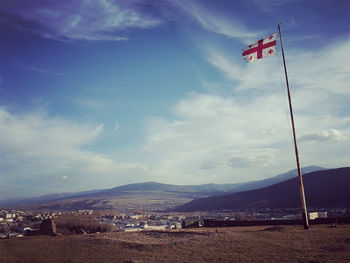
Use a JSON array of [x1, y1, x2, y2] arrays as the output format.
[[40, 218, 57, 236]]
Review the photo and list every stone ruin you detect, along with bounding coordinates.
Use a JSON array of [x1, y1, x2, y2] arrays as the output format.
[[25, 218, 57, 236], [39, 218, 57, 236]]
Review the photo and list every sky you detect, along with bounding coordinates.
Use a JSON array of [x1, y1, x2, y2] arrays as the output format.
[[1, 0, 350, 199]]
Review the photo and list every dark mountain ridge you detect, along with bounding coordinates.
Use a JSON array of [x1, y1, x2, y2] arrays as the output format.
[[176, 167, 350, 212]]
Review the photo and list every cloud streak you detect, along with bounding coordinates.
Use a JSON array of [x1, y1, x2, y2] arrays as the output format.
[[2, 0, 161, 41], [15, 63, 63, 76], [171, 0, 261, 43]]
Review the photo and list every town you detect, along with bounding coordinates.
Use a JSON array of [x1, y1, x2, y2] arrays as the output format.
[[1, 207, 348, 238]]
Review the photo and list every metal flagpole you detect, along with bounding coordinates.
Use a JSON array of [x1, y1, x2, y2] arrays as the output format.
[[278, 22, 309, 229]]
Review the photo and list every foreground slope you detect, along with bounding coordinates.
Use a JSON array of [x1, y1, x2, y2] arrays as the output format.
[[1, 225, 350, 263], [177, 167, 350, 211]]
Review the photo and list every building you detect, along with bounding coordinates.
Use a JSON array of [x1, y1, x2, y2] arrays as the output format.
[[309, 212, 327, 220]]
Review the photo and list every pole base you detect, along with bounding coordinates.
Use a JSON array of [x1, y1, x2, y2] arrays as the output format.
[[302, 212, 309, 230]]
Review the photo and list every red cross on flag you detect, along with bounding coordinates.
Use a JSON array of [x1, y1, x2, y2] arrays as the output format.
[[242, 33, 277, 62]]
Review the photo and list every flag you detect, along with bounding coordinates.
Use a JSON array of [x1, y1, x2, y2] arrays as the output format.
[[242, 33, 277, 62]]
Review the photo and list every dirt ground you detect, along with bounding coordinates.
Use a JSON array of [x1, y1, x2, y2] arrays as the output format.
[[1, 225, 350, 263]]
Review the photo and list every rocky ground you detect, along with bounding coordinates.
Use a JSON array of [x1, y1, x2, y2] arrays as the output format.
[[1, 225, 350, 262]]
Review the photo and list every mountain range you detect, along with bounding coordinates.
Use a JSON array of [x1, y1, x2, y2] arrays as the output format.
[[176, 167, 350, 212], [0, 166, 330, 211]]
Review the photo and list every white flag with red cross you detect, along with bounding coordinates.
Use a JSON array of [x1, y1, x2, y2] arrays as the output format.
[[242, 33, 277, 62]]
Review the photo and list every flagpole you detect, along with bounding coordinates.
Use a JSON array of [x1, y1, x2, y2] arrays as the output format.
[[278, 22, 309, 229]]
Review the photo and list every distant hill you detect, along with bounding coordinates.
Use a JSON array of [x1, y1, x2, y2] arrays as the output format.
[[0, 182, 229, 211], [176, 167, 350, 212], [0, 166, 325, 211], [94, 165, 323, 196]]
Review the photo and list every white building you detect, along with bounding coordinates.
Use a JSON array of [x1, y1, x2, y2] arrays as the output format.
[[124, 227, 143, 232], [5, 213, 13, 219], [131, 215, 143, 220], [309, 212, 328, 220], [144, 225, 168, 230]]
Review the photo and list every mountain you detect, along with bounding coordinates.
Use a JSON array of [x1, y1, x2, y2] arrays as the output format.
[[0, 166, 323, 206], [0, 166, 325, 211], [224, 165, 325, 192], [99, 181, 231, 194], [176, 167, 350, 212], [0, 182, 229, 211]]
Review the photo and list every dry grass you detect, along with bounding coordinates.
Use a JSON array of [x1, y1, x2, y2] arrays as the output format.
[[1, 225, 350, 262]]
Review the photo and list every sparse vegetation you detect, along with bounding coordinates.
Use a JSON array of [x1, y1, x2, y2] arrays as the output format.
[[54, 214, 115, 235], [1, 225, 350, 262]]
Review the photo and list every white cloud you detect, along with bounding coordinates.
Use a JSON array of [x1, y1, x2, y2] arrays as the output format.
[[252, 0, 303, 13], [74, 98, 106, 110], [205, 46, 283, 93], [299, 129, 347, 142], [205, 35, 350, 96], [143, 93, 292, 184], [143, 90, 350, 184], [227, 148, 279, 168], [5, 0, 161, 41], [0, 108, 104, 179], [112, 121, 120, 134], [206, 49, 243, 81], [171, 0, 261, 43], [287, 39, 350, 95], [0, 107, 149, 198]]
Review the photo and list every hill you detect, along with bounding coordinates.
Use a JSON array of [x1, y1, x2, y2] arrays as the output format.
[[226, 165, 324, 192], [1, 225, 350, 263], [176, 167, 350, 211]]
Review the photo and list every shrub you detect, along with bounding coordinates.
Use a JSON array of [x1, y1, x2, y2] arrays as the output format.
[[54, 214, 114, 235]]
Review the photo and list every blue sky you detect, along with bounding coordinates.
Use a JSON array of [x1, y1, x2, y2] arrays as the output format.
[[1, 0, 350, 198]]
